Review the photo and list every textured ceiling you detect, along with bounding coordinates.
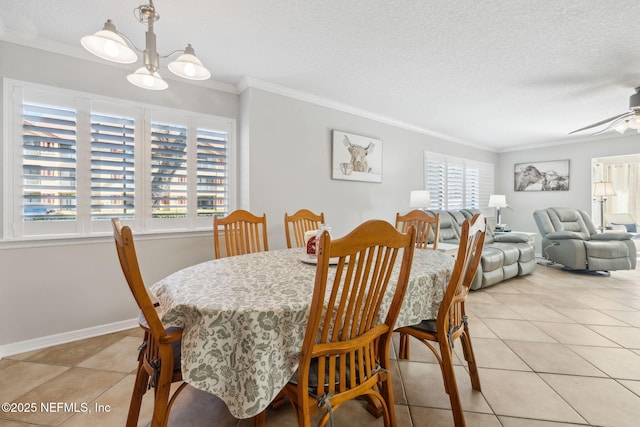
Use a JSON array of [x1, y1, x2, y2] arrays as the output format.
[[3, 0, 640, 152]]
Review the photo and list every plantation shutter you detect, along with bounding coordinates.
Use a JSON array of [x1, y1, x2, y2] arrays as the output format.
[[465, 166, 480, 209], [22, 103, 77, 221], [90, 113, 135, 220], [447, 163, 464, 209], [196, 128, 228, 216], [150, 122, 188, 218], [424, 151, 494, 211], [426, 158, 445, 209], [476, 162, 494, 211]]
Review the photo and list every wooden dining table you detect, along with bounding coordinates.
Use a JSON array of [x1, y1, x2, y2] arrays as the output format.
[[150, 247, 454, 420]]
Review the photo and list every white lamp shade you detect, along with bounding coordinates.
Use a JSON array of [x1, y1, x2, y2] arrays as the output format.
[[614, 120, 629, 134], [488, 194, 507, 208], [168, 52, 211, 80], [410, 190, 430, 208], [593, 182, 616, 197], [81, 22, 137, 64], [127, 67, 168, 90]]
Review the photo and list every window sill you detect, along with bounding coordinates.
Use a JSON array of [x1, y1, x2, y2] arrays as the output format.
[[0, 228, 214, 249]]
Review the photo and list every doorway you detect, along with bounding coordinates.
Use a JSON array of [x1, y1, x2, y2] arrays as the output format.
[[591, 154, 640, 230]]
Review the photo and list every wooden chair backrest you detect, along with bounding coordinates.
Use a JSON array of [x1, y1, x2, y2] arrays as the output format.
[[111, 218, 166, 339], [284, 209, 325, 248], [396, 209, 440, 250], [213, 209, 269, 258], [298, 220, 416, 402], [437, 214, 486, 340]]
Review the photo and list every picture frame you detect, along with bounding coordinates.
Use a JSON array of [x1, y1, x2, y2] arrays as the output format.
[[331, 130, 382, 183], [514, 159, 570, 191]]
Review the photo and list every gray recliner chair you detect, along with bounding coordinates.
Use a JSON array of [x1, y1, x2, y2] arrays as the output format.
[[533, 207, 637, 272]]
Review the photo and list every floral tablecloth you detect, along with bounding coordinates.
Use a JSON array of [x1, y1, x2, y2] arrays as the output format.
[[150, 248, 453, 419]]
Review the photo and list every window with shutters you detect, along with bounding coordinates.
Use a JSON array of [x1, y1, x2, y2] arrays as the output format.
[[91, 112, 135, 220], [424, 151, 493, 211], [150, 122, 188, 218], [196, 128, 229, 216], [4, 80, 235, 239], [22, 104, 77, 222]]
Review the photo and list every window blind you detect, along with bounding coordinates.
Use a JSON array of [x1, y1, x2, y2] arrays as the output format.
[[424, 151, 494, 211], [90, 112, 135, 220], [196, 128, 228, 216], [150, 122, 188, 218], [22, 103, 77, 221]]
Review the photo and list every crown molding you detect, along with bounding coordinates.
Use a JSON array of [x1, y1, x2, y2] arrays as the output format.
[[237, 77, 496, 152]]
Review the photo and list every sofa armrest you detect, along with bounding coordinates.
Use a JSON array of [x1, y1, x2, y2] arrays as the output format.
[[590, 231, 632, 241], [545, 230, 586, 240], [609, 224, 629, 232], [610, 222, 638, 233], [494, 233, 531, 244]]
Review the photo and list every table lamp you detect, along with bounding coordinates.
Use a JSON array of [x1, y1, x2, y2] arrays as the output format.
[[488, 194, 509, 231], [593, 181, 616, 232], [410, 190, 430, 211]]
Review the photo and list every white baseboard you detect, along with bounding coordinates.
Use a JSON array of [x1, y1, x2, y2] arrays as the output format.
[[0, 318, 138, 359]]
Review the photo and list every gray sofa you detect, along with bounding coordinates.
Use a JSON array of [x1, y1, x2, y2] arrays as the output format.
[[428, 209, 536, 290], [533, 207, 637, 272]]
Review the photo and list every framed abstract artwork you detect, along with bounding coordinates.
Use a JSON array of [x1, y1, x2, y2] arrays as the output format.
[[514, 159, 569, 191]]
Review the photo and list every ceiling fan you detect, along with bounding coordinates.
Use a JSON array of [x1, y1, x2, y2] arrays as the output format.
[[569, 87, 640, 135]]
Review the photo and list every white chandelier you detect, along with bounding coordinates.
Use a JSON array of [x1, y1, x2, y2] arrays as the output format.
[[81, 0, 211, 90]]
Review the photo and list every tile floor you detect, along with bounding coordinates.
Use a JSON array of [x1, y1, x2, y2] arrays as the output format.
[[1, 260, 640, 426]]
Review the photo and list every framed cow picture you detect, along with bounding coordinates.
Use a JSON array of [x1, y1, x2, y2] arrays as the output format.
[[514, 159, 570, 191], [331, 130, 382, 183]]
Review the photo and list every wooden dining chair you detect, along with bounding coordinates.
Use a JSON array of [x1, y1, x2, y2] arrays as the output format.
[[284, 209, 325, 248], [395, 209, 440, 250], [281, 220, 417, 427], [213, 209, 269, 258], [396, 214, 486, 427], [112, 218, 186, 427]]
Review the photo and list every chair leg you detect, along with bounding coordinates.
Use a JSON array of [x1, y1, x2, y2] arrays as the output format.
[[377, 379, 395, 427], [419, 339, 449, 394], [270, 392, 288, 409], [150, 367, 174, 427], [284, 393, 310, 427], [460, 329, 481, 391], [251, 409, 267, 427], [398, 332, 410, 359], [166, 382, 188, 420], [439, 341, 466, 427], [126, 361, 149, 427]]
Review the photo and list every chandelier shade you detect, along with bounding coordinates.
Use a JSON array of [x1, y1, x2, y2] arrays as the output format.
[[168, 45, 211, 80], [81, 1, 211, 90], [80, 20, 137, 64], [127, 67, 168, 90]]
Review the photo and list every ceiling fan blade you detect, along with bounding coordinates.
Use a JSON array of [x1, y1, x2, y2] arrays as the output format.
[[591, 115, 630, 135], [569, 111, 633, 134]]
